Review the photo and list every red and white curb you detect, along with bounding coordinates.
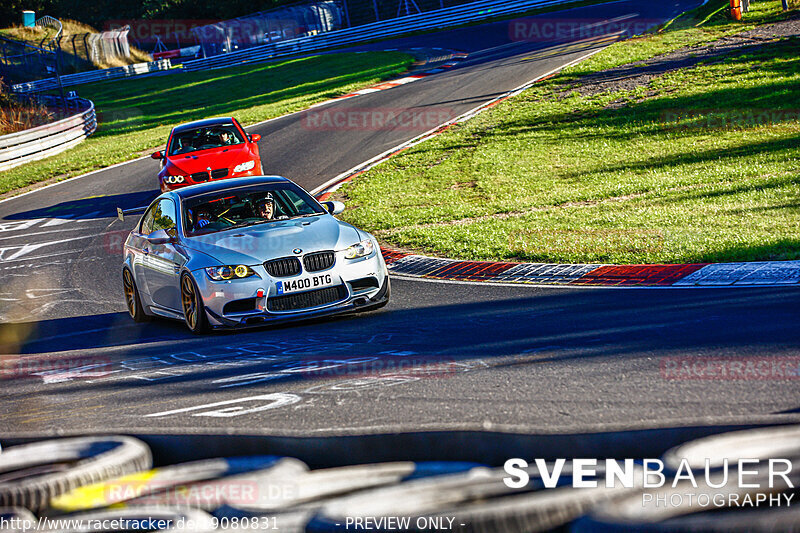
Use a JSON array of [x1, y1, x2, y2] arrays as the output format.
[[380, 250, 800, 287]]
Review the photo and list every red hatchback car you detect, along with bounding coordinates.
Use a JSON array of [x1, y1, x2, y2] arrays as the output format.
[[153, 117, 263, 192]]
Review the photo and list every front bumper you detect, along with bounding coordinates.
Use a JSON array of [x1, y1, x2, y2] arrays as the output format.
[[193, 250, 389, 329]]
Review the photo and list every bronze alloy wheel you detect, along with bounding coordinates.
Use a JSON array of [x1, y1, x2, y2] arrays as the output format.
[[122, 269, 148, 322], [123, 270, 136, 316], [181, 274, 207, 333]]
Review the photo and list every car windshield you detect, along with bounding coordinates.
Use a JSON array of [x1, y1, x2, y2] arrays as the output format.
[[183, 183, 326, 236], [168, 124, 244, 156]]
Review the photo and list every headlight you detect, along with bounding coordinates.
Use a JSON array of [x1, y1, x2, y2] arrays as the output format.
[[233, 160, 255, 173], [165, 175, 185, 184], [205, 265, 256, 281], [343, 239, 374, 259]]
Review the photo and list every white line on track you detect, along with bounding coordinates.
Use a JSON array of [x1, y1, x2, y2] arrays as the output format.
[[0, 226, 103, 242], [0, 246, 104, 265], [0, 234, 97, 262], [144, 393, 301, 418]]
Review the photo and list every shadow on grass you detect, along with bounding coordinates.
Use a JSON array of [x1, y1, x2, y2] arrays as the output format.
[[404, 40, 799, 166], [695, 238, 800, 263]]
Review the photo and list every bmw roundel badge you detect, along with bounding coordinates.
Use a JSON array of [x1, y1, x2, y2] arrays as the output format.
[[293, 248, 302, 255]]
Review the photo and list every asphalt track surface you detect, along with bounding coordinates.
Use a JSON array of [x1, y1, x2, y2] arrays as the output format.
[[2, 0, 799, 436]]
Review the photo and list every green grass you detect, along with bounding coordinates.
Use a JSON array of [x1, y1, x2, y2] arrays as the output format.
[[338, 2, 800, 264], [0, 51, 411, 196], [562, 0, 792, 78]]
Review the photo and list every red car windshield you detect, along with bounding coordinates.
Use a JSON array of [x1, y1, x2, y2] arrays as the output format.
[[168, 124, 245, 156]]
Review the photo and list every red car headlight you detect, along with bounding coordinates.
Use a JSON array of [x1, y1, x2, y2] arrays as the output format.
[[164, 175, 186, 185], [233, 160, 255, 173]]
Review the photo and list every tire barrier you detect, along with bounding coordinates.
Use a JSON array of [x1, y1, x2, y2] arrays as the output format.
[[306, 465, 642, 533], [0, 436, 151, 512], [0, 97, 96, 172], [0, 507, 37, 532], [662, 425, 800, 473], [1, 427, 798, 532], [574, 425, 800, 532], [48, 456, 299, 513]]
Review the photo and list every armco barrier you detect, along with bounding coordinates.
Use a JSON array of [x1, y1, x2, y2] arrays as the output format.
[[11, 58, 171, 93], [182, 0, 592, 71], [0, 97, 97, 172]]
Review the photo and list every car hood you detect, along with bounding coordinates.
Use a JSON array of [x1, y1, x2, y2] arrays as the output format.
[[183, 215, 365, 267], [166, 145, 252, 174]]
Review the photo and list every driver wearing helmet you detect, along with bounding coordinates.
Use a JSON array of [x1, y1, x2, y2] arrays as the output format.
[[256, 194, 276, 220]]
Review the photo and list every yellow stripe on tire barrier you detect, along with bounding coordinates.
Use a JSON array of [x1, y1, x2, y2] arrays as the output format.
[[49, 469, 158, 513], [49, 456, 304, 513]]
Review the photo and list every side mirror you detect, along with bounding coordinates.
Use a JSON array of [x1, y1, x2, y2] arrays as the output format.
[[249, 134, 261, 143], [147, 228, 176, 245], [151, 151, 163, 160], [322, 201, 345, 215]]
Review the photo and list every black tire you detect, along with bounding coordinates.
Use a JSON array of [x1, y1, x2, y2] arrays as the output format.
[[49, 455, 298, 514], [662, 425, 800, 474], [122, 268, 149, 322], [307, 464, 632, 533], [42, 507, 216, 532], [0, 436, 151, 512], [122, 456, 309, 510], [181, 273, 208, 334], [572, 470, 800, 533], [573, 506, 800, 533], [222, 461, 478, 516]]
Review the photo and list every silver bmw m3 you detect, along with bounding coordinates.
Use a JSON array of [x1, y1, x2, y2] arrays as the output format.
[[121, 176, 390, 333]]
